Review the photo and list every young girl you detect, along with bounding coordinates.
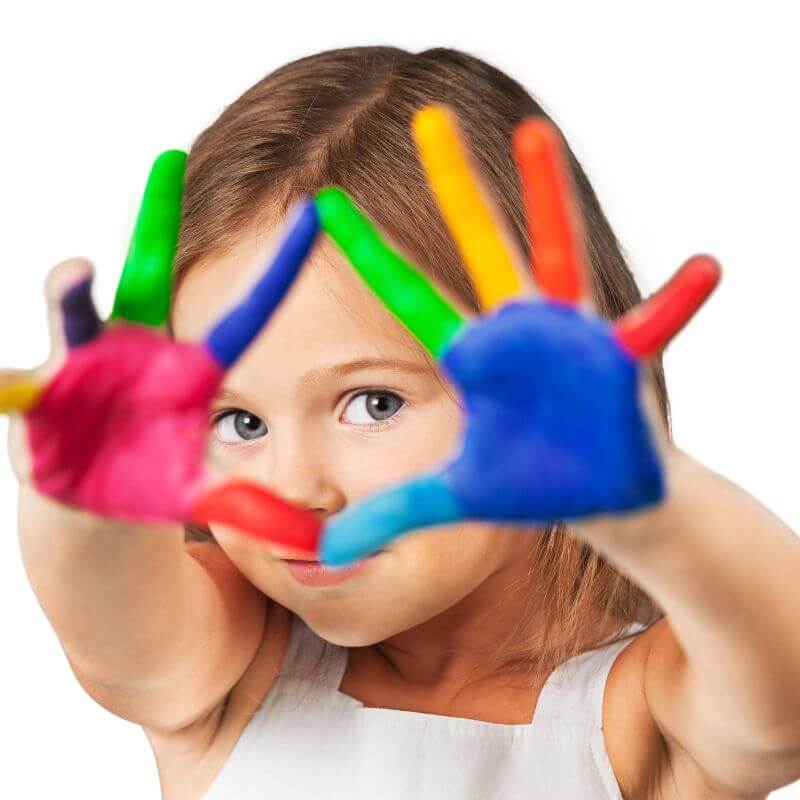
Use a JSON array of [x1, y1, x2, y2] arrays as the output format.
[[5, 46, 800, 799]]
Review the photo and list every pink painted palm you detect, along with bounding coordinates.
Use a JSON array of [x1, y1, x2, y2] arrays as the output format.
[[1, 153, 322, 552]]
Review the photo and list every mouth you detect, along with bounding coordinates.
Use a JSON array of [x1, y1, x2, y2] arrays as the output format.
[[279, 551, 385, 587]]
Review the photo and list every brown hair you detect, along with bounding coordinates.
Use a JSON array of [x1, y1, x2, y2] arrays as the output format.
[[171, 46, 665, 673]]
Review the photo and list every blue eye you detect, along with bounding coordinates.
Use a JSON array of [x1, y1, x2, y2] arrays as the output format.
[[213, 410, 267, 444], [342, 391, 404, 425]]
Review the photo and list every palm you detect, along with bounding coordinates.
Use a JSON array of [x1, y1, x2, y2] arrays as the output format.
[[26, 324, 221, 521], [440, 301, 661, 521], [314, 107, 720, 565]]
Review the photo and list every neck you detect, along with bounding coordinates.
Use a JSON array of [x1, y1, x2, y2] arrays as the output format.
[[374, 537, 546, 690]]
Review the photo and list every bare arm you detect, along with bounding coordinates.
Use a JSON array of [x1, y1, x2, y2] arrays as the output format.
[[17, 479, 267, 733], [576, 445, 800, 796], [3, 159, 320, 740]]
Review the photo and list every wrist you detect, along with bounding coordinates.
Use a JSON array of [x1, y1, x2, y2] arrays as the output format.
[[571, 443, 691, 549]]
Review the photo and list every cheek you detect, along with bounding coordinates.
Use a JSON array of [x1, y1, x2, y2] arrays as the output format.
[[335, 398, 464, 499], [390, 522, 506, 595], [302, 526, 504, 645], [442, 522, 503, 564], [209, 524, 269, 580], [391, 521, 539, 609]]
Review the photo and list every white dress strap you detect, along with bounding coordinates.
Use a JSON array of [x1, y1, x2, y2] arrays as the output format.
[[532, 622, 646, 727]]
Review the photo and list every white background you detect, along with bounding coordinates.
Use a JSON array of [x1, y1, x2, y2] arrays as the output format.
[[1, 1, 798, 797]]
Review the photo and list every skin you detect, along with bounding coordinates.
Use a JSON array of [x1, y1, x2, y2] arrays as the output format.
[[13, 214, 800, 800], [162, 220, 662, 800], [10, 126, 800, 798], [169, 214, 800, 800], [173, 220, 564, 678]]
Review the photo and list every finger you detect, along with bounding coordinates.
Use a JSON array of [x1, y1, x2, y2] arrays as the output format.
[[43, 257, 99, 366], [203, 199, 320, 369], [187, 480, 322, 554], [613, 254, 721, 360], [315, 187, 466, 358], [0, 370, 43, 414], [61, 272, 102, 349], [512, 117, 592, 307], [319, 472, 463, 566], [110, 150, 187, 328], [412, 105, 529, 311], [0, 257, 94, 414]]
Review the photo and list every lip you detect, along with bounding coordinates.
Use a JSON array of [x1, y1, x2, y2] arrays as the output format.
[[280, 552, 383, 587]]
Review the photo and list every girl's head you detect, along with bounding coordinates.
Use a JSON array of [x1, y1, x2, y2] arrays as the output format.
[[170, 46, 665, 670]]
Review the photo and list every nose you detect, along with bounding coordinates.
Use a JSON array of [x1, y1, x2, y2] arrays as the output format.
[[265, 433, 346, 524], [203, 424, 348, 560]]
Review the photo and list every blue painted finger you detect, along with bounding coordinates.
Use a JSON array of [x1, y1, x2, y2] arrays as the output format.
[[205, 200, 320, 368], [61, 277, 102, 348], [319, 473, 465, 566]]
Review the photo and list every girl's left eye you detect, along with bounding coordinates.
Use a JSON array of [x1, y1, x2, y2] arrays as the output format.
[[341, 391, 404, 427]]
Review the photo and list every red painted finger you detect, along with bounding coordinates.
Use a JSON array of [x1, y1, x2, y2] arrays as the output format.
[[512, 118, 590, 305], [188, 481, 321, 554], [614, 255, 721, 360]]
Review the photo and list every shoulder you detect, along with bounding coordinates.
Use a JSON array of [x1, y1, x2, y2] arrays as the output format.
[[602, 618, 668, 797], [603, 617, 759, 800]]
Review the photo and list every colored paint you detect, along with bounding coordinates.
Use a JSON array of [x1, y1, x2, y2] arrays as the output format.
[[318, 108, 720, 565]]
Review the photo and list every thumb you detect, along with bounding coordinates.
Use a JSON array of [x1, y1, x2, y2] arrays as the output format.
[[319, 472, 464, 566], [187, 479, 323, 555]]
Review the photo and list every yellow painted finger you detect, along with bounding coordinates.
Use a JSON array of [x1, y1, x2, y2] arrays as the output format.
[[412, 105, 527, 311], [0, 372, 44, 414]]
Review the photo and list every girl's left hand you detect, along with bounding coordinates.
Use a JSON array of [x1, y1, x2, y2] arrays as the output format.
[[314, 106, 720, 565], [1, 152, 323, 553]]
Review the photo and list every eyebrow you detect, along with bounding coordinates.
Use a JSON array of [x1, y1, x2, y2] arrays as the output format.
[[213, 358, 431, 403]]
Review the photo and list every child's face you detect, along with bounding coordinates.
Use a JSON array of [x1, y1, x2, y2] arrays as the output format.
[[172, 220, 537, 646]]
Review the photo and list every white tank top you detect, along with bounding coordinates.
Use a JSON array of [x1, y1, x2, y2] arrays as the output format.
[[203, 613, 646, 799]]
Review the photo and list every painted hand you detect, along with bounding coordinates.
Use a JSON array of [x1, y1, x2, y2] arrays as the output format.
[[315, 106, 720, 564], [1, 152, 322, 552]]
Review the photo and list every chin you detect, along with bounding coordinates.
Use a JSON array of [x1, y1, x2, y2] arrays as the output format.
[[298, 605, 400, 648]]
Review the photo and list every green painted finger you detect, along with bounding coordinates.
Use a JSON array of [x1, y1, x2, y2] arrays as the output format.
[[110, 150, 187, 327], [315, 187, 466, 357]]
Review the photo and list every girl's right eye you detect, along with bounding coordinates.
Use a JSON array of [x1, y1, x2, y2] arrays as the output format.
[[212, 410, 268, 444]]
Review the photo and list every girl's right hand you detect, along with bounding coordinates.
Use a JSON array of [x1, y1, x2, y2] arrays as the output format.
[[2, 152, 321, 551]]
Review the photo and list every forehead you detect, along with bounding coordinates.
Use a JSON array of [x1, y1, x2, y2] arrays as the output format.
[[171, 221, 422, 360]]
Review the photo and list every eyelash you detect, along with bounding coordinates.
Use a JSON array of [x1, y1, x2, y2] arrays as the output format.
[[209, 388, 407, 447], [342, 388, 406, 432], [209, 409, 264, 450]]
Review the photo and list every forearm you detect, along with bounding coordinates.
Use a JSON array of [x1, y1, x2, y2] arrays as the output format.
[[17, 481, 192, 689], [575, 446, 800, 749]]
